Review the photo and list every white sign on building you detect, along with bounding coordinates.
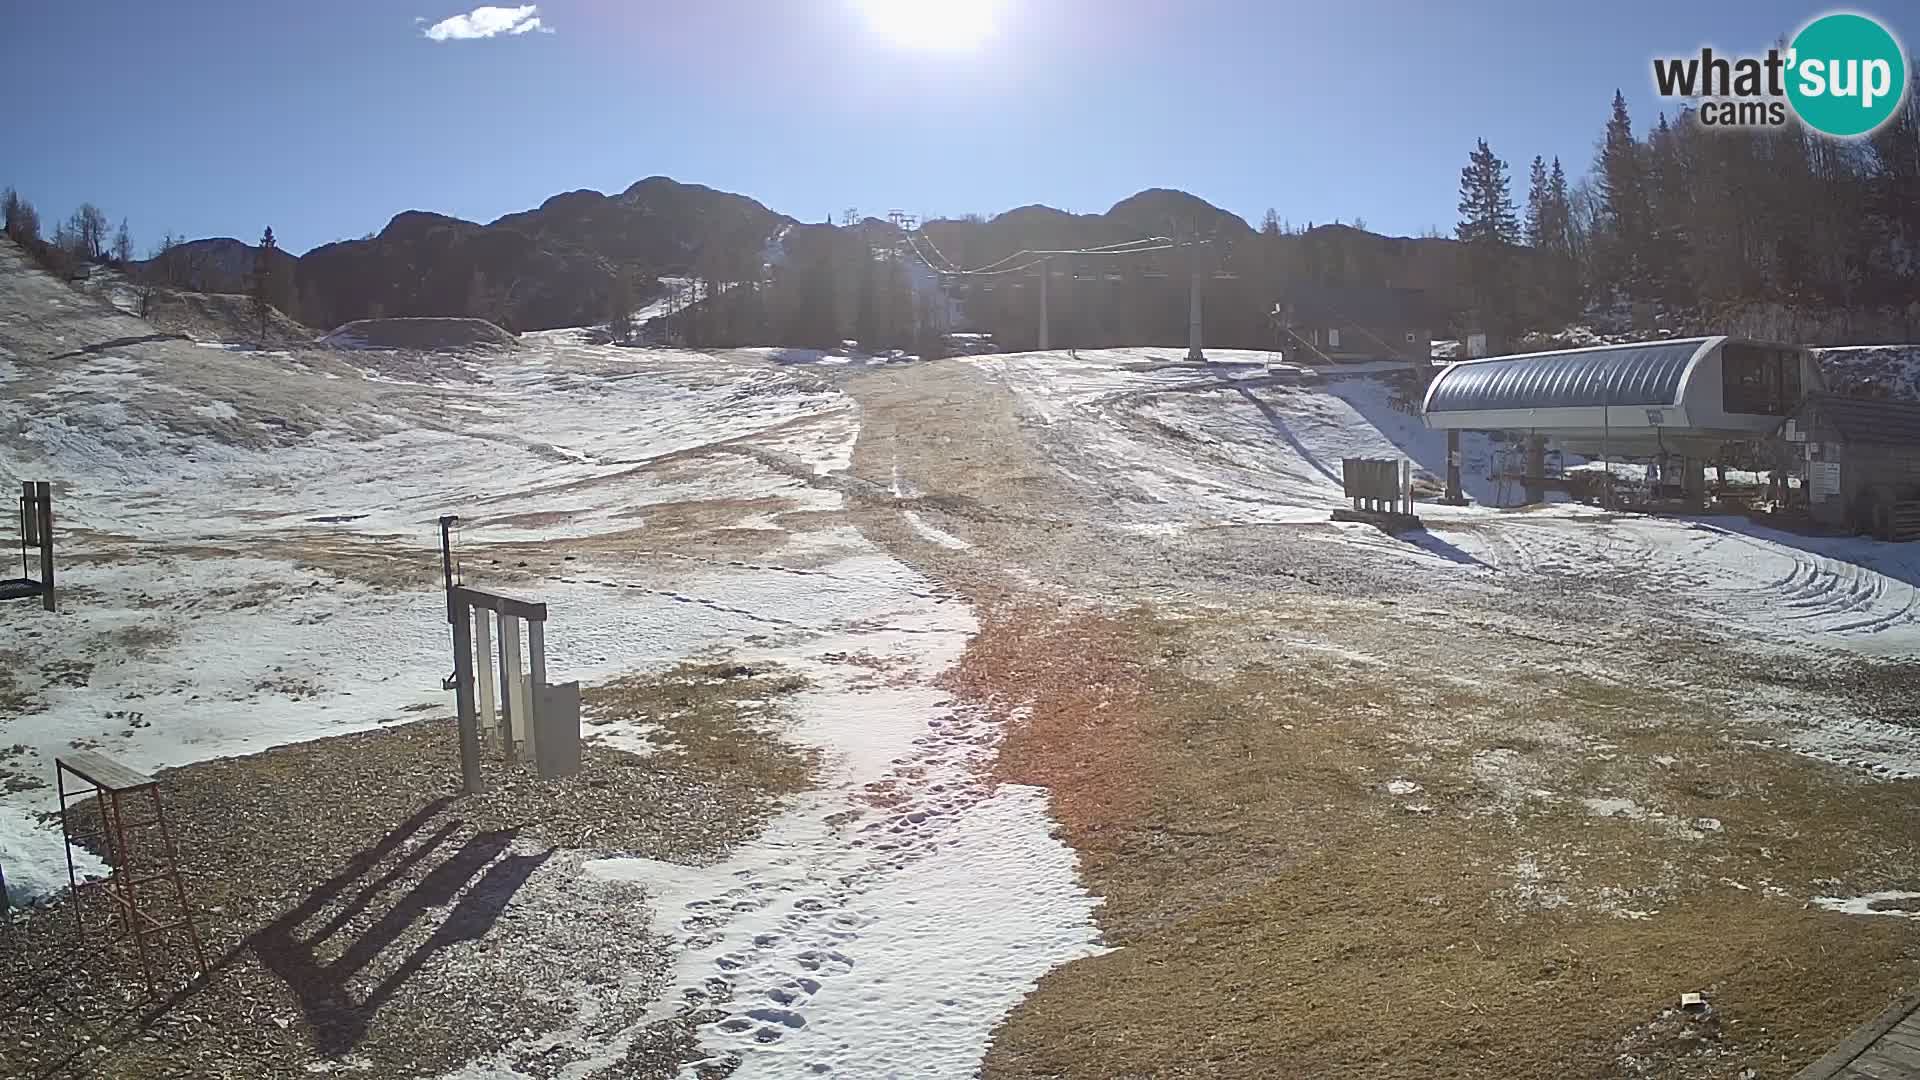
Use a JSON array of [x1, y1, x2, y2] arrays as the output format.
[[1808, 461, 1842, 502]]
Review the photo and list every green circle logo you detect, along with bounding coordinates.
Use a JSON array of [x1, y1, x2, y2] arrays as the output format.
[[1787, 13, 1908, 137]]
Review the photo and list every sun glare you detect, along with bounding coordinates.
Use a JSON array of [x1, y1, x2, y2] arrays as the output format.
[[860, 0, 1000, 51]]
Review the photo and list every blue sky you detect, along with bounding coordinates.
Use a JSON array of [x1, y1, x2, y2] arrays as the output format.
[[6, 0, 1913, 255]]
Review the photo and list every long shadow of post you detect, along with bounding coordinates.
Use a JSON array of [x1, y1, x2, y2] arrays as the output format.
[[1403, 529, 1493, 569], [1234, 385, 1343, 486], [248, 799, 550, 1058]]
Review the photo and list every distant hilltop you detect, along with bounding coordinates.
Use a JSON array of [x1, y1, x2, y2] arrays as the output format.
[[135, 177, 1473, 340]]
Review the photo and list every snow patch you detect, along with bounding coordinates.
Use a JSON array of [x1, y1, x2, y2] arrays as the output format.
[[0, 812, 108, 908], [1811, 891, 1920, 919]]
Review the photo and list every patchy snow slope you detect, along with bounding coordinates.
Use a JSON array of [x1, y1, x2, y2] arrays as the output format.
[[970, 348, 1920, 660], [0, 242, 1102, 1077], [967, 348, 1500, 528]]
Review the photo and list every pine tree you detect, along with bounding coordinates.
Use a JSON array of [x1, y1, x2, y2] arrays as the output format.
[[250, 226, 277, 345], [1456, 139, 1521, 334], [607, 266, 635, 343], [1645, 113, 1695, 308], [1541, 157, 1580, 318], [1524, 156, 1550, 247], [1596, 90, 1652, 301], [1457, 139, 1520, 245], [1, 188, 37, 245], [1260, 208, 1282, 237], [1544, 159, 1573, 250], [112, 218, 133, 266]]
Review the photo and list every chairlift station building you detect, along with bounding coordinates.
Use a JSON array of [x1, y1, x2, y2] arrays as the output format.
[[1420, 337, 1822, 458], [1418, 336, 1920, 537]]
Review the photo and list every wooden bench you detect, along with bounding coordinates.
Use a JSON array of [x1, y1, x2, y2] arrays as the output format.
[[56, 750, 157, 794], [51, 748, 209, 994]]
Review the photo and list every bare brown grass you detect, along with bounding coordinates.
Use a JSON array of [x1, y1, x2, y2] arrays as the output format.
[[974, 604, 1920, 1080]]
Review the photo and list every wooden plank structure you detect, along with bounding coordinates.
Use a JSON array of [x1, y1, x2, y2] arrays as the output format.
[[1341, 457, 1413, 515], [1792, 991, 1920, 1079], [1, 481, 55, 611], [1887, 501, 1920, 543], [1335, 457, 1424, 534], [446, 584, 581, 792], [55, 750, 207, 999], [438, 515, 582, 793]]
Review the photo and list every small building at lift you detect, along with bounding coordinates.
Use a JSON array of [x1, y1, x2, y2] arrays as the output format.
[[1275, 284, 1436, 365], [1419, 336, 1824, 459], [1791, 394, 1920, 539]]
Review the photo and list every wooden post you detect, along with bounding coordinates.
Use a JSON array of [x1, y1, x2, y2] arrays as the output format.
[[34, 482, 52, 612], [473, 608, 495, 749], [498, 614, 520, 764], [1186, 269, 1205, 362], [1446, 429, 1463, 504], [1037, 258, 1049, 351], [450, 602, 483, 794], [500, 614, 526, 760], [21, 482, 37, 547], [526, 619, 546, 763], [1525, 433, 1546, 505]]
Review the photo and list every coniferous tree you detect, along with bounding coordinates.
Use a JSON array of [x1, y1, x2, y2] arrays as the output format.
[[1596, 90, 1653, 301], [1645, 113, 1696, 308], [250, 226, 277, 345], [1524, 156, 1550, 247], [1, 188, 38, 245], [1540, 157, 1580, 319], [1458, 140, 1521, 245], [607, 266, 635, 343], [1456, 139, 1521, 335]]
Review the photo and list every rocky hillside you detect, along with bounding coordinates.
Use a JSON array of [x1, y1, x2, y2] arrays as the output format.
[[139, 236, 300, 295], [136, 177, 793, 333], [150, 178, 1478, 337]]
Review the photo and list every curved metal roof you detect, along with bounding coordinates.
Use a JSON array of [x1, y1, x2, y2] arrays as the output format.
[[1424, 339, 1715, 413]]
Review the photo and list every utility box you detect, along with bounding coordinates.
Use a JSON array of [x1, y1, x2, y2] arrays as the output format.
[[534, 681, 582, 780]]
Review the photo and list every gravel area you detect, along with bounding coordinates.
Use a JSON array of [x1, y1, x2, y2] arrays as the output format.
[[0, 662, 815, 1079]]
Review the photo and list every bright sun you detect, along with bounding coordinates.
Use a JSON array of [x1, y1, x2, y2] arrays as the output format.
[[859, 0, 1000, 51]]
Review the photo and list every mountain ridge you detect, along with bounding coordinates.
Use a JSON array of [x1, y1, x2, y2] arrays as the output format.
[[139, 177, 1467, 332]]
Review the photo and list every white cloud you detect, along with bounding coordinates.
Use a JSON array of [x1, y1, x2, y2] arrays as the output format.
[[421, 4, 552, 41]]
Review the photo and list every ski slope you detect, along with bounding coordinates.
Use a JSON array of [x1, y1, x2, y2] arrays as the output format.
[[5, 232, 1920, 1075]]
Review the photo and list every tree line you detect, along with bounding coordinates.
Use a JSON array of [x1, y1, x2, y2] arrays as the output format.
[[5, 185, 292, 341], [611, 223, 945, 356], [1453, 84, 1920, 342], [3, 189, 133, 278]]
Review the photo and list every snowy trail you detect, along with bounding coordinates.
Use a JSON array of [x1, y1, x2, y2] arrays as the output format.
[[448, 546, 1101, 1079], [583, 699, 1096, 1076]]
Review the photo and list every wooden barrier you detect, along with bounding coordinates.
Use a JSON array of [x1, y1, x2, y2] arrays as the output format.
[[3, 482, 55, 612], [1342, 458, 1413, 515], [447, 584, 582, 793]]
